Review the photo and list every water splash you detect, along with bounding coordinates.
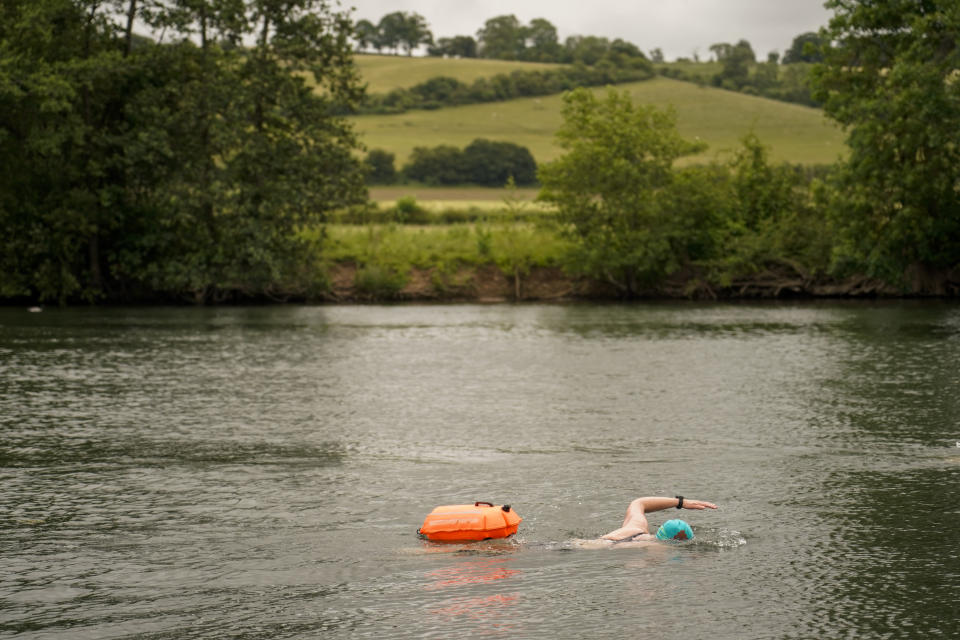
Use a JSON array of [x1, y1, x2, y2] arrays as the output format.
[[699, 528, 747, 550]]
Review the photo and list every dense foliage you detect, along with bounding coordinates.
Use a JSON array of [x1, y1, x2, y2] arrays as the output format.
[[658, 41, 818, 107], [355, 12, 651, 68], [783, 32, 825, 64], [354, 12, 432, 56], [811, 0, 960, 286], [401, 139, 537, 186], [6, 2, 959, 304], [538, 89, 710, 295], [538, 88, 831, 297], [0, 0, 366, 304], [359, 62, 654, 114]]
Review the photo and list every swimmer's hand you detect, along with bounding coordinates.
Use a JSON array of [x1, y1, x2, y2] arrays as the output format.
[[681, 499, 718, 510]]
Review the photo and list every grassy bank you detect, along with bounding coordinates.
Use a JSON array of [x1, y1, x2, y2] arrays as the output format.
[[299, 222, 576, 301], [318, 222, 570, 271], [305, 221, 898, 302], [351, 77, 845, 166]]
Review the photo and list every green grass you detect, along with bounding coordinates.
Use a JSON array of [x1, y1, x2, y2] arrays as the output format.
[[368, 186, 541, 206], [351, 76, 846, 167], [317, 223, 572, 272], [355, 53, 567, 94]]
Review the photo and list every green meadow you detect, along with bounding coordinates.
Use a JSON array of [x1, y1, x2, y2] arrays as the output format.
[[367, 186, 540, 207], [317, 223, 572, 272], [355, 54, 566, 93], [334, 57, 848, 291], [350, 76, 845, 168]]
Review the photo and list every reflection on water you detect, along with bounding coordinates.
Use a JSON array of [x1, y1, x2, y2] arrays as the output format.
[[1, 302, 958, 639], [425, 558, 521, 589], [424, 557, 521, 634]]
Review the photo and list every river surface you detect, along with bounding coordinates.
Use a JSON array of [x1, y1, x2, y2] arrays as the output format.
[[1, 303, 958, 639]]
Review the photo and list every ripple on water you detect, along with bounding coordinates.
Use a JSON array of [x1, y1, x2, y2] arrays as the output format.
[[2, 303, 959, 639]]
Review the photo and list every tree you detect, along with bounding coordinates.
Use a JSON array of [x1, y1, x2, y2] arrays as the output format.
[[0, 0, 120, 301], [731, 134, 800, 232], [0, 0, 367, 304], [364, 149, 397, 184], [402, 146, 466, 185], [525, 18, 559, 61], [720, 134, 831, 281], [649, 48, 664, 63], [564, 35, 610, 65], [354, 18, 378, 52], [376, 11, 404, 53], [783, 31, 824, 64], [428, 35, 476, 58], [753, 56, 780, 91], [396, 12, 432, 56], [477, 14, 525, 60], [137, 0, 367, 302], [709, 42, 733, 61], [538, 88, 708, 295], [462, 139, 537, 186], [716, 39, 756, 89], [811, 0, 960, 285]]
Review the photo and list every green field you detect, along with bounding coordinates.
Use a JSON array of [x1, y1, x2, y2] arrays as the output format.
[[320, 223, 571, 271], [351, 76, 846, 167], [355, 54, 567, 93], [368, 186, 540, 207]]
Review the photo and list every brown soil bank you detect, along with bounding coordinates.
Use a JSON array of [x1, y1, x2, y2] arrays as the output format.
[[322, 262, 960, 302]]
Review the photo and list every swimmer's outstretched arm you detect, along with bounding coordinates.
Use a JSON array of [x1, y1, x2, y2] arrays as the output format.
[[600, 496, 718, 541]]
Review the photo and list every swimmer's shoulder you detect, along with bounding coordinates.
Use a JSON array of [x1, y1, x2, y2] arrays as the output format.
[[577, 533, 656, 549]]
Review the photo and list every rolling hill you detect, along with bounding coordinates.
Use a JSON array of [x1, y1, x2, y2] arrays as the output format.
[[348, 57, 845, 168], [355, 53, 568, 93]]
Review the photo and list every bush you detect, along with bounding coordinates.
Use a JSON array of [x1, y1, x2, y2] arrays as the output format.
[[401, 139, 538, 186], [354, 264, 408, 298], [357, 64, 655, 115], [390, 196, 430, 223], [411, 76, 468, 104], [402, 145, 467, 185], [461, 139, 537, 186], [364, 149, 397, 184]]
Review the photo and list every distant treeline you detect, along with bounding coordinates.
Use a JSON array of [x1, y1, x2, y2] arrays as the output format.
[[658, 38, 821, 106], [364, 139, 537, 187], [354, 13, 654, 65], [354, 12, 825, 109], [356, 62, 654, 115]]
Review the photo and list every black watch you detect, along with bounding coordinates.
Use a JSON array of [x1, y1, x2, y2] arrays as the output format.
[[675, 495, 684, 509]]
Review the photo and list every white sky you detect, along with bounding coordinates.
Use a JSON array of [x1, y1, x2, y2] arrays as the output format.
[[345, 0, 833, 61]]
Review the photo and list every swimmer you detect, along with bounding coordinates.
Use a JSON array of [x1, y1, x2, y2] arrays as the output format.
[[588, 496, 717, 547]]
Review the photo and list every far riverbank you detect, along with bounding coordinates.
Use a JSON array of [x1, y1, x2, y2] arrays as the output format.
[[321, 262, 960, 303]]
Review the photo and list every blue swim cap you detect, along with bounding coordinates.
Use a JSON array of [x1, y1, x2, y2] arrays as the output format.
[[656, 519, 693, 541]]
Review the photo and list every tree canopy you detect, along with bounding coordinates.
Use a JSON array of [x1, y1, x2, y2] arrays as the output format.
[[0, 0, 366, 303], [783, 32, 824, 64], [811, 0, 960, 283], [476, 14, 526, 60], [538, 88, 711, 295]]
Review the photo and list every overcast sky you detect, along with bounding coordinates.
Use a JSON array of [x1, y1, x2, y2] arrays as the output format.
[[347, 0, 832, 61]]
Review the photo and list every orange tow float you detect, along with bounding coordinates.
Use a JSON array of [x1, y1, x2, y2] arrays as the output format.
[[418, 502, 522, 542]]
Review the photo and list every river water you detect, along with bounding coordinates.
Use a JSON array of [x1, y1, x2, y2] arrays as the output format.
[[1, 303, 958, 639]]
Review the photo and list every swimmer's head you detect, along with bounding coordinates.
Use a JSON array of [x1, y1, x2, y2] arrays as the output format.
[[656, 519, 693, 542]]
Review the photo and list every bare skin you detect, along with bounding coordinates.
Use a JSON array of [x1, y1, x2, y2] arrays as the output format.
[[599, 496, 718, 542]]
